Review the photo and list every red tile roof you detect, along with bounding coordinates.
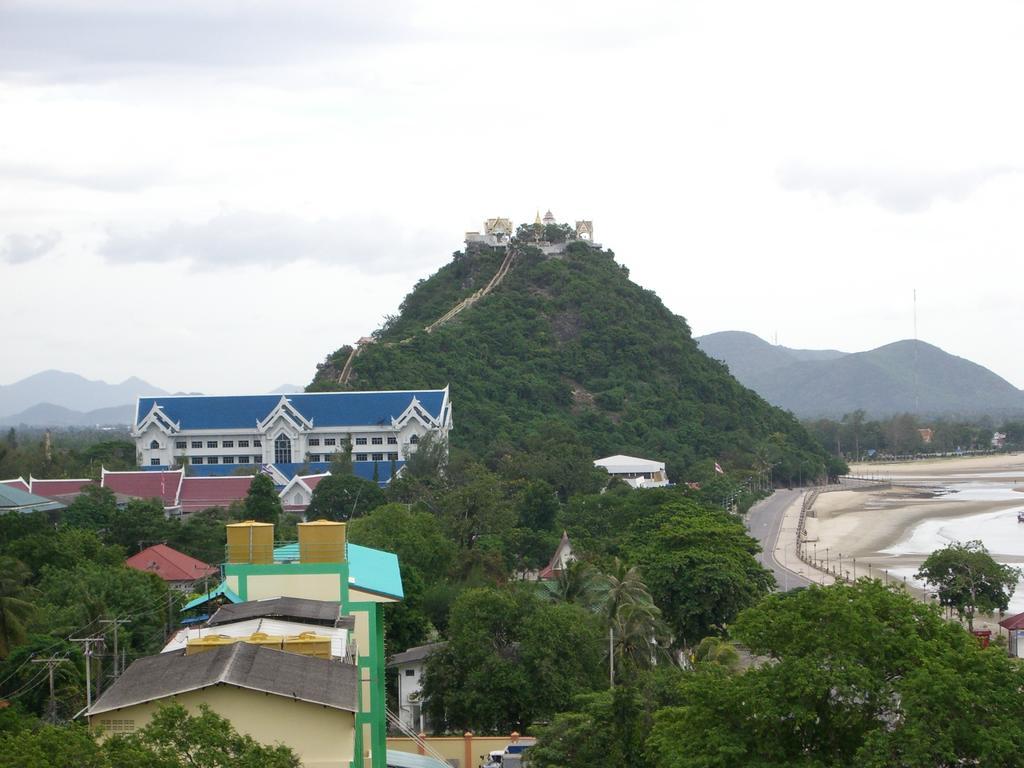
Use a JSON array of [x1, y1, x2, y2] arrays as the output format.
[[0, 478, 30, 493], [302, 474, 329, 492], [999, 611, 1024, 631], [179, 476, 252, 513], [125, 543, 219, 583], [538, 530, 572, 580], [30, 478, 94, 498], [101, 469, 183, 507]]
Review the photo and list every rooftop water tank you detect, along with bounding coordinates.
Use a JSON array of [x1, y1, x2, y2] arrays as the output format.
[[297, 519, 346, 564], [184, 634, 236, 655], [283, 631, 332, 659], [226, 520, 275, 564]]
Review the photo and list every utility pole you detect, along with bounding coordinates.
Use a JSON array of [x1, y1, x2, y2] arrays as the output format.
[[99, 618, 131, 679], [31, 656, 70, 722], [609, 626, 615, 688], [70, 636, 105, 711]]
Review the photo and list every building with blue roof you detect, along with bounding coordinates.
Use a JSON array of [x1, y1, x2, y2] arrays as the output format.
[[131, 388, 451, 485]]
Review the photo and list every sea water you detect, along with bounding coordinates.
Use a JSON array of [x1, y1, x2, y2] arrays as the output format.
[[880, 481, 1024, 613]]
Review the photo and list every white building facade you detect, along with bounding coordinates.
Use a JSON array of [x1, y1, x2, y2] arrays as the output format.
[[131, 388, 452, 483], [594, 454, 670, 488]]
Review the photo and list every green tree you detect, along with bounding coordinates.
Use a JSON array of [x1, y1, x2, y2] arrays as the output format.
[[305, 474, 384, 522], [114, 702, 301, 767], [0, 557, 36, 658], [597, 559, 669, 676], [329, 437, 353, 475], [627, 501, 774, 645], [531, 668, 685, 768], [63, 485, 118, 531], [422, 588, 603, 733], [106, 499, 176, 555], [437, 462, 514, 549], [0, 723, 106, 768], [242, 474, 282, 526], [539, 560, 603, 609], [347, 503, 454, 581], [516, 479, 560, 530], [916, 540, 1020, 630], [647, 580, 1024, 768], [402, 431, 448, 480]]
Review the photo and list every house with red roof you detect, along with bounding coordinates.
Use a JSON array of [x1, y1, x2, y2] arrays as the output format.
[[29, 476, 94, 502], [101, 468, 183, 512], [125, 543, 220, 590], [538, 531, 575, 581], [178, 476, 253, 514], [279, 472, 331, 514]]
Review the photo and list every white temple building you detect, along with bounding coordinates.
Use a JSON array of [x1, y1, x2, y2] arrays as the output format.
[[593, 455, 670, 488]]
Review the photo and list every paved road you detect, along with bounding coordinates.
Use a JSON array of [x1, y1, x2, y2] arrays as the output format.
[[746, 489, 814, 591]]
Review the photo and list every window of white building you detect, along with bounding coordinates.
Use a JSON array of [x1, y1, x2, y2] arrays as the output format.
[[274, 435, 292, 464]]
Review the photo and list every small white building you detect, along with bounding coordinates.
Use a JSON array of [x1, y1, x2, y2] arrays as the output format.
[[594, 455, 670, 488], [388, 642, 446, 734]]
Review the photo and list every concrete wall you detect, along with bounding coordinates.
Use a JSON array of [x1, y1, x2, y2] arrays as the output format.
[[388, 735, 523, 768], [91, 685, 355, 768]]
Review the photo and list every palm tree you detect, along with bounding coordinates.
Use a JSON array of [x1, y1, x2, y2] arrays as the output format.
[[539, 560, 603, 610], [0, 558, 36, 659], [691, 636, 741, 672], [593, 559, 669, 683]]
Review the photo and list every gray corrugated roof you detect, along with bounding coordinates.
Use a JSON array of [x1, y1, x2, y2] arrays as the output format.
[[387, 642, 446, 667], [89, 642, 358, 715], [207, 597, 345, 628]]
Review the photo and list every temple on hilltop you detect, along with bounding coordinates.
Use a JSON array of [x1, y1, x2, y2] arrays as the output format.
[[464, 211, 598, 253]]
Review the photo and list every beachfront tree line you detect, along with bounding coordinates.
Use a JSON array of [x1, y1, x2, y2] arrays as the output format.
[[804, 410, 1024, 460], [529, 579, 1024, 768]]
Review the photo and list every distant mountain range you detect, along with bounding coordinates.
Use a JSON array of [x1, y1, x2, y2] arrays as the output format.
[[0, 371, 308, 428], [0, 371, 167, 427], [696, 331, 1024, 419]]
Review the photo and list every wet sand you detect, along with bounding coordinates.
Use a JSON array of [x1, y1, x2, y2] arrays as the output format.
[[805, 456, 1024, 626]]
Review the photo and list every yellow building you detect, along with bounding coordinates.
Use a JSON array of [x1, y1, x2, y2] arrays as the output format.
[[92, 519, 404, 768], [88, 641, 358, 768]]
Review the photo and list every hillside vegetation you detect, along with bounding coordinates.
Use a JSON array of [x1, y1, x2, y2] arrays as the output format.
[[311, 242, 830, 481]]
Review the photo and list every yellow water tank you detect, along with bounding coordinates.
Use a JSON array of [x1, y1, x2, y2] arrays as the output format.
[[226, 520, 275, 564], [297, 519, 346, 563], [283, 631, 332, 659], [185, 634, 236, 656], [245, 632, 283, 651]]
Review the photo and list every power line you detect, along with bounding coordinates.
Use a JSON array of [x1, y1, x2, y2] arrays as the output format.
[[31, 656, 71, 722], [98, 618, 131, 679], [69, 636, 104, 712]]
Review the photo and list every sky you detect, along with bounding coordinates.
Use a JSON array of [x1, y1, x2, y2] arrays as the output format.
[[2, 0, 1023, 394]]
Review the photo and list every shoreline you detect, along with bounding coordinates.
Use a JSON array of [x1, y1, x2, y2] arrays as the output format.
[[795, 454, 1024, 625]]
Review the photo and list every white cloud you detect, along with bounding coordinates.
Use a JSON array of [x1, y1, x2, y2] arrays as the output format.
[[778, 163, 1022, 214], [98, 211, 449, 273], [3, 0, 1024, 393], [0, 231, 60, 263]]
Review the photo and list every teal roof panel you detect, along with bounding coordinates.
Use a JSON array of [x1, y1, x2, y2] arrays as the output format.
[[181, 582, 243, 612], [0, 483, 66, 514], [273, 542, 404, 600]]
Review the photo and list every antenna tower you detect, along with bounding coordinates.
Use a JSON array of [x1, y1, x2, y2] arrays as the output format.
[[913, 289, 919, 412]]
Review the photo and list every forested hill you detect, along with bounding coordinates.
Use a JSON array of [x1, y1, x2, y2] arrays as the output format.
[[309, 242, 830, 480], [698, 331, 1024, 419]]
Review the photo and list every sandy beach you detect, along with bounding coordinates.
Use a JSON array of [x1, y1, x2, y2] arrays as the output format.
[[806, 453, 1024, 613], [848, 452, 1024, 481]]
